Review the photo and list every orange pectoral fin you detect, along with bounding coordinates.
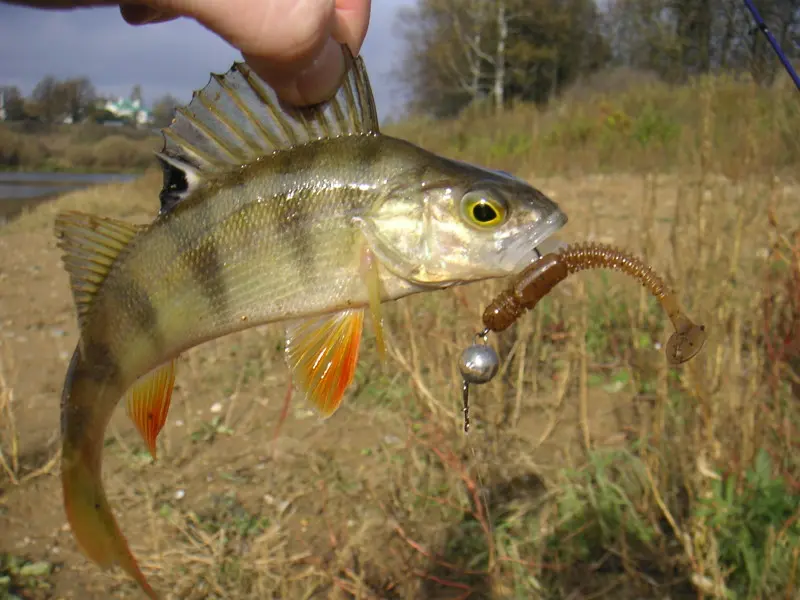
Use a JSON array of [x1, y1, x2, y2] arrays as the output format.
[[285, 309, 364, 417], [124, 360, 176, 460]]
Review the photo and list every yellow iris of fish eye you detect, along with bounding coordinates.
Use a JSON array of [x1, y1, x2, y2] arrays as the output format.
[[461, 190, 508, 228]]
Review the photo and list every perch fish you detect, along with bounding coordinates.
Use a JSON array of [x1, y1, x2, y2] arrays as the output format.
[[55, 47, 567, 598]]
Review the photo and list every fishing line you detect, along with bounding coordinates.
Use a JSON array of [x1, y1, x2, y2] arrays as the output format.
[[743, 0, 800, 92], [465, 408, 494, 582], [460, 335, 496, 582]]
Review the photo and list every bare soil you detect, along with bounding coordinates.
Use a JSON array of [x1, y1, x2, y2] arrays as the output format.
[[0, 173, 738, 599]]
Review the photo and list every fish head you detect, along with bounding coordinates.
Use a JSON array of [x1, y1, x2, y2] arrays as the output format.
[[362, 158, 567, 287]]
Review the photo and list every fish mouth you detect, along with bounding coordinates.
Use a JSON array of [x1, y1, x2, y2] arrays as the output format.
[[407, 209, 568, 288], [406, 209, 568, 288], [509, 209, 569, 273]]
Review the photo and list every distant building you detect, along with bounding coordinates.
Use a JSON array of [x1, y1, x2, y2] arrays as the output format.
[[0, 91, 6, 122], [101, 97, 153, 125]]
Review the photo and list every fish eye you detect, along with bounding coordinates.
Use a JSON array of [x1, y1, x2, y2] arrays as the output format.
[[461, 190, 508, 228]]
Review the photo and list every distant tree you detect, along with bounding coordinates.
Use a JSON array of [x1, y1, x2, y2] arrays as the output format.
[[0, 85, 26, 121], [27, 76, 97, 123], [151, 94, 181, 128], [504, 0, 610, 104], [130, 84, 143, 104], [60, 77, 96, 123], [397, 0, 610, 117], [85, 102, 116, 124], [396, 0, 488, 117], [29, 75, 67, 123], [602, 0, 800, 83]]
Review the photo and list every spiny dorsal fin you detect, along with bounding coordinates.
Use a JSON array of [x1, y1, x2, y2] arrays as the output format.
[[55, 211, 144, 332], [156, 45, 380, 211]]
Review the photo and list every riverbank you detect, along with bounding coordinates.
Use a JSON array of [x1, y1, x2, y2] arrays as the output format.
[[0, 193, 58, 224], [0, 166, 149, 174], [0, 122, 159, 173], [1, 167, 161, 232], [0, 171, 142, 225]]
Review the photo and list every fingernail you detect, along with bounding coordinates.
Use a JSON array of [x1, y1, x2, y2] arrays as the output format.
[[120, 4, 171, 25], [285, 37, 346, 106]]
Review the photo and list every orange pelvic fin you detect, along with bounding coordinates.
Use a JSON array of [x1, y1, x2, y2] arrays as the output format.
[[285, 309, 364, 417], [124, 360, 176, 460]]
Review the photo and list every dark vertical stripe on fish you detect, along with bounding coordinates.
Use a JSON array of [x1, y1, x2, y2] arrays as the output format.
[[60, 346, 119, 450], [354, 134, 382, 170], [60, 347, 82, 437], [274, 192, 316, 285], [167, 199, 229, 317], [81, 340, 120, 383], [192, 233, 229, 314], [117, 278, 165, 350]]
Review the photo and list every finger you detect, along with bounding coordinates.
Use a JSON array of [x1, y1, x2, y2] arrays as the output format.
[[243, 36, 345, 107], [332, 0, 371, 55], [145, 0, 340, 105], [119, 3, 176, 25], [147, 0, 335, 63], [117, 0, 371, 106], [246, 0, 371, 105]]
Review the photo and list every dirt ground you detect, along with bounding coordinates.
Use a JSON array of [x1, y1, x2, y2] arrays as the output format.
[[0, 172, 772, 599]]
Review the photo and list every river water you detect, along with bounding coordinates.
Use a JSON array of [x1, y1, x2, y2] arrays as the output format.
[[0, 172, 141, 224]]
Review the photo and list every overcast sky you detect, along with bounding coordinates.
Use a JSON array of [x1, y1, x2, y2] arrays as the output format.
[[0, 1, 414, 118]]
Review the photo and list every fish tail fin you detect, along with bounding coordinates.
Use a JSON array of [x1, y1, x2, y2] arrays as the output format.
[[61, 350, 159, 600], [62, 444, 159, 599]]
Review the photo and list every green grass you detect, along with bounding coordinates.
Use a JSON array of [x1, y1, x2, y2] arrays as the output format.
[[0, 553, 56, 599]]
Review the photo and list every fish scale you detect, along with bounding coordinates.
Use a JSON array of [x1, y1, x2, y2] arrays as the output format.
[[54, 46, 567, 599]]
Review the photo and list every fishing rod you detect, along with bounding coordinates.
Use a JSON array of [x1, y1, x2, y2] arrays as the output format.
[[743, 0, 800, 92]]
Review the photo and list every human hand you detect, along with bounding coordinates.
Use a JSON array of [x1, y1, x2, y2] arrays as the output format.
[[5, 0, 371, 106]]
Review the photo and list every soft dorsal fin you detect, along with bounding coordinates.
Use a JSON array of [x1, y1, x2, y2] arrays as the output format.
[[55, 211, 145, 332], [156, 45, 380, 212]]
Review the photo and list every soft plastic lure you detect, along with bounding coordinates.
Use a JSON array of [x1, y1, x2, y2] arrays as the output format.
[[458, 242, 708, 431]]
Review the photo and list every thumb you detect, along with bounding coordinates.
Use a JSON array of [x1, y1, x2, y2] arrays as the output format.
[[120, 0, 368, 106]]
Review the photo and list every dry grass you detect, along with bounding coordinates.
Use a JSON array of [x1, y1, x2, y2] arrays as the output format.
[[387, 71, 800, 178], [0, 346, 19, 483], [1, 73, 799, 599], [0, 348, 60, 486]]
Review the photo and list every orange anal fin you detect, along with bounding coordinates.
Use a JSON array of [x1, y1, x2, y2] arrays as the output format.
[[124, 360, 176, 461], [285, 309, 363, 417]]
